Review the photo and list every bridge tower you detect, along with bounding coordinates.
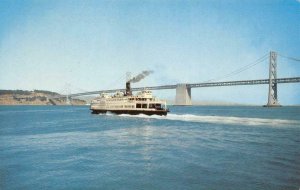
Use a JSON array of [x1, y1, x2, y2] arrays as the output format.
[[66, 95, 71, 105], [175, 84, 192, 105], [265, 51, 281, 107]]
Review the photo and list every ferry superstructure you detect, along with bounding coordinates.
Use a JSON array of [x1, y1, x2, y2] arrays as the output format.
[[90, 82, 169, 116]]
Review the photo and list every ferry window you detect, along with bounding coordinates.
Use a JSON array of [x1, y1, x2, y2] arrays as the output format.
[[142, 104, 147, 108], [155, 104, 161, 109], [149, 104, 155, 109], [136, 103, 141, 108]]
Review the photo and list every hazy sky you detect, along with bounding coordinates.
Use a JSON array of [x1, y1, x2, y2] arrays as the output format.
[[0, 0, 299, 104]]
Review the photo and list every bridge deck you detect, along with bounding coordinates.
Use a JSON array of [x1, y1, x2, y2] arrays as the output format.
[[58, 77, 300, 97]]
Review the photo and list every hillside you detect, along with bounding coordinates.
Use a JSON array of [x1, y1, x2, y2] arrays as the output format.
[[0, 90, 86, 105]]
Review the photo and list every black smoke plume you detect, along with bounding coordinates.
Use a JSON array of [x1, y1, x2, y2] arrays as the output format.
[[128, 70, 154, 83]]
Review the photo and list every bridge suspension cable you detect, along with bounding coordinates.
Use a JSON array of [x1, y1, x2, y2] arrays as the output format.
[[72, 87, 91, 94], [278, 53, 300, 62], [203, 53, 269, 83]]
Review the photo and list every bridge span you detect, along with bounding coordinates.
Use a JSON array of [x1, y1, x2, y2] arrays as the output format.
[[64, 77, 300, 105], [56, 52, 300, 106]]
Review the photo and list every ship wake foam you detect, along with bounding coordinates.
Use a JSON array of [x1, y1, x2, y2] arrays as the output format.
[[116, 113, 300, 127]]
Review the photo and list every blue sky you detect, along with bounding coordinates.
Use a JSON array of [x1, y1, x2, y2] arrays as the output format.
[[0, 0, 299, 104]]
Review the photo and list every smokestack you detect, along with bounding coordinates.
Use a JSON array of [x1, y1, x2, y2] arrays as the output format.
[[126, 82, 132, 96]]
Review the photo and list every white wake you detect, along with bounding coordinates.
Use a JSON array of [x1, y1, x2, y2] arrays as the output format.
[[114, 113, 300, 127]]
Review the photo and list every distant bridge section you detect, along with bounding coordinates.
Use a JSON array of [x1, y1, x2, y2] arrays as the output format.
[[66, 77, 300, 97], [57, 51, 300, 106]]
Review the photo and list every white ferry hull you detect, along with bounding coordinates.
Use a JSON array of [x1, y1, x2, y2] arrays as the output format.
[[90, 81, 169, 116], [91, 109, 168, 116]]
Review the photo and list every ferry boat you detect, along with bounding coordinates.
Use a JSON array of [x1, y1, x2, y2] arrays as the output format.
[[90, 82, 169, 116]]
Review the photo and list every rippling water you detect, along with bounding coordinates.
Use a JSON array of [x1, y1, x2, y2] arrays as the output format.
[[0, 105, 299, 189]]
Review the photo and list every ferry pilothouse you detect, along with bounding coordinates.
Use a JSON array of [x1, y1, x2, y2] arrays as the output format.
[[90, 81, 169, 116]]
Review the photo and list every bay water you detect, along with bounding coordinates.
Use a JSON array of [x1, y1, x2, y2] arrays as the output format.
[[0, 105, 299, 189]]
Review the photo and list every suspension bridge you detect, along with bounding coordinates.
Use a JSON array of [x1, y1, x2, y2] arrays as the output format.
[[53, 51, 300, 106]]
